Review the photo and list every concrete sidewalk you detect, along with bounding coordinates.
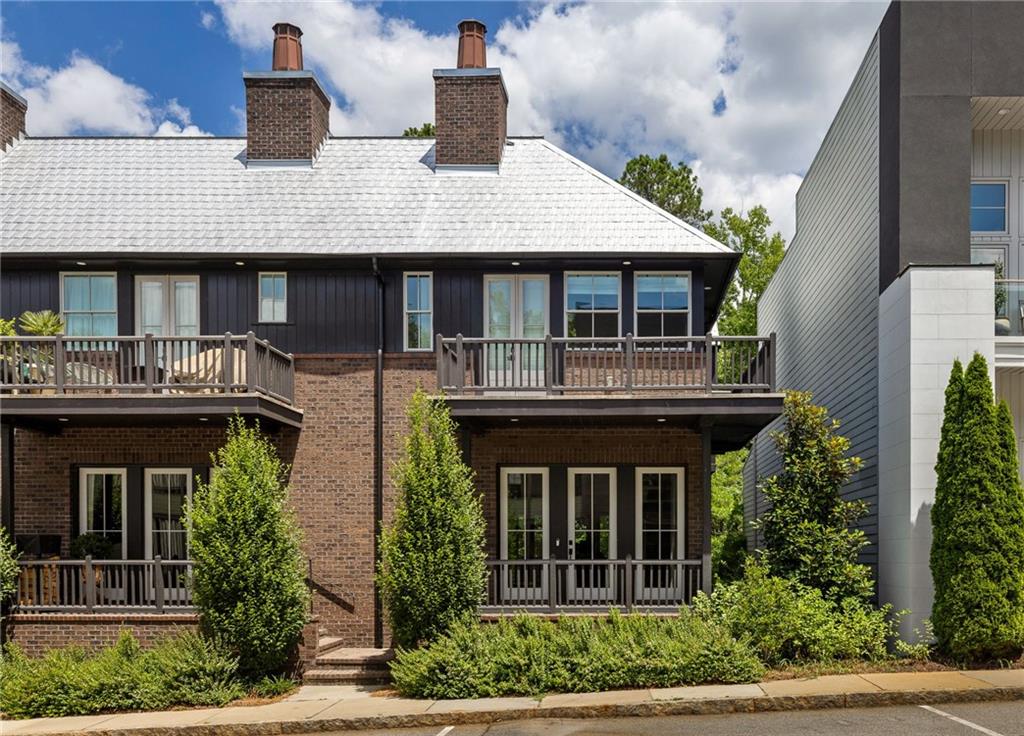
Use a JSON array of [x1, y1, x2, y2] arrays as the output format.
[[3, 670, 1023, 735]]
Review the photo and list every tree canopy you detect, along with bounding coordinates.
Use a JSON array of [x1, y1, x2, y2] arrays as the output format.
[[618, 154, 711, 228], [402, 122, 436, 137]]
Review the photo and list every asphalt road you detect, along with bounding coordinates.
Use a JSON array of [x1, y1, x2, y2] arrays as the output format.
[[331, 701, 1024, 736]]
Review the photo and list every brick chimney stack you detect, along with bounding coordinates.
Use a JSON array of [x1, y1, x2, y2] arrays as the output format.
[[244, 22, 330, 165], [433, 20, 508, 170], [1, 82, 27, 152]]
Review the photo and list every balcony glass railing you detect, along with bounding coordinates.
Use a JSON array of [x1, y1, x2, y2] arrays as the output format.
[[995, 280, 1024, 337]]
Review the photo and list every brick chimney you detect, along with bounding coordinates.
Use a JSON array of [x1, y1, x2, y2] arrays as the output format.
[[433, 20, 508, 170], [243, 23, 330, 165], [1, 82, 27, 152]]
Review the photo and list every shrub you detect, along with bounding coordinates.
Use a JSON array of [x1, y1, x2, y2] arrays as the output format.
[[711, 449, 749, 583], [754, 391, 873, 604], [69, 532, 116, 560], [931, 355, 1024, 661], [188, 417, 309, 677], [0, 631, 243, 719], [0, 525, 18, 602], [693, 561, 899, 667], [250, 674, 298, 698], [378, 389, 487, 648], [390, 611, 764, 699]]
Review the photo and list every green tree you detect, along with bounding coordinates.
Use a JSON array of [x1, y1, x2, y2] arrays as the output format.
[[704, 205, 785, 337], [711, 449, 748, 582], [618, 154, 711, 227], [378, 388, 486, 648], [403, 122, 436, 137], [0, 525, 18, 602], [931, 354, 1024, 661], [754, 391, 873, 604], [187, 417, 309, 676]]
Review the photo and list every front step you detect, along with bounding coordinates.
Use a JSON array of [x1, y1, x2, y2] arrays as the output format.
[[304, 646, 394, 685], [303, 666, 391, 685]]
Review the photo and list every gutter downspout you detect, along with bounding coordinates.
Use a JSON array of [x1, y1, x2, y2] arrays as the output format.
[[372, 257, 385, 648]]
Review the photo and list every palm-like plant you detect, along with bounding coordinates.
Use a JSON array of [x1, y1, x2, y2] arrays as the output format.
[[18, 310, 65, 336]]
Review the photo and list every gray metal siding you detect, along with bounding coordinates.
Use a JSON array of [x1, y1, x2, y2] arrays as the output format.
[[744, 35, 881, 569]]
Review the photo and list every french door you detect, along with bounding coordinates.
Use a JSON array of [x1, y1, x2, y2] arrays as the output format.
[[135, 276, 200, 337], [567, 468, 617, 603], [635, 467, 685, 602], [499, 468, 548, 602], [484, 275, 549, 389], [78, 468, 127, 559], [144, 468, 192, 602]]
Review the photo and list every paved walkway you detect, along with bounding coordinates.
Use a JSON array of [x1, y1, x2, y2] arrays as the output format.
[[2, 670, 1023, 735]]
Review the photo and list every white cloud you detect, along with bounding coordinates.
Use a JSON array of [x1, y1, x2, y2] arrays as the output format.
[[0, 40, 212, 137], [215, 1, 886, 241], [200, 10, 217, 30]]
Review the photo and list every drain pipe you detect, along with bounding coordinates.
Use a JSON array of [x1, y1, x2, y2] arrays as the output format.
[[372, 257, 385, 648]]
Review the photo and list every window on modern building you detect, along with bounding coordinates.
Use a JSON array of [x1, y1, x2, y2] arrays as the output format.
[[971, 182, 1008, 232], [566, 273, 620, 338], [259, 272, 287, 323], [635, 273, 690, 337], [404, 272, 433, 350], [62, 273, 118, 336]]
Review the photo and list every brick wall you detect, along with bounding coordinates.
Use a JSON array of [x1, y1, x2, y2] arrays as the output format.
[[244, 76, 330, 161], [1, 86, 27, 151], [434, 73, 507, 167], [4, 613, 198, 657]]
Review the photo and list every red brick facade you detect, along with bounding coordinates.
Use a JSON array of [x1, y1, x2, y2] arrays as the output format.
[[434, 73, 508, 167], [4, 613, 198, 657], [1, 86, 27, 152], [244, 75, 330, 162]]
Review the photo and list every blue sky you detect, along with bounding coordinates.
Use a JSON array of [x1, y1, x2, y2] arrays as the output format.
[[1, 1, 889, 239]]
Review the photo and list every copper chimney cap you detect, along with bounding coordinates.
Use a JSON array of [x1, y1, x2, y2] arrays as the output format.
[[272, 22, 304, 71], [456, 19, 487, 69]]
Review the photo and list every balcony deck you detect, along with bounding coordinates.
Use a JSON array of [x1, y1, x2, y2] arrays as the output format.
[[0, 333, 302, 428]]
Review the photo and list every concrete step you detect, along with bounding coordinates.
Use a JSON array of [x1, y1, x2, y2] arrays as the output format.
[[315, 636, 346, 656], [302, 666, 392, 685], [315, 647, 395, 667]]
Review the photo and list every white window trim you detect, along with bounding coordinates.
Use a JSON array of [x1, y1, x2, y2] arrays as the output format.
[[634, 467, 686, 561], [633, 271, 693, 338], [143, 468, 193, 560], [970, 178, 1010, 236], [258, 272, 288, 324], [133, 275, 200, 336], [78, 467, 128, 560], [403, 271, 434, 352], [483, 274, 551, 339], [499, 467, 550, 560], [567, 467, 617, 560], [60, 272, 118, 336], [563, 271, 622, 338]]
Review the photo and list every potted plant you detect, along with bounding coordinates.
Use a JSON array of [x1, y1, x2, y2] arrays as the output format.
[[17, 310, 65, 394]]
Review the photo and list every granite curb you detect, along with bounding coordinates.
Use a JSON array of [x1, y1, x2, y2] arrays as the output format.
[[17, 684, 1023, 736]]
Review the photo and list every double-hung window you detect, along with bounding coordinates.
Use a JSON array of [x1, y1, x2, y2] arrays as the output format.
[[971, 181, 1008, 233], [635, 273, 690, 337], [259, 272, 287, 323], [404, 272, 433, 351], [565, 273, 620, 338], [62, 273, 118, 336]]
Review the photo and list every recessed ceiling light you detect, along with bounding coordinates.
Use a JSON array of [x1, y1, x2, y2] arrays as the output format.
[[510, 417, 519, 422], [704, 286, 712, 291], [75, 261, 87, 266], [997, 108, 1011, 116], [58, 417, 69, 422], [511, 261, 520, 267], [199, 417, 209, 422], [623, 260, 632, 266], [657, 417, 666, 423], [235, 261, 245, 266]]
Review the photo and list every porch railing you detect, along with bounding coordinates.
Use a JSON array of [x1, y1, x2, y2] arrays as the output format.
[[481, 557, 703, 613], [0, 333, 294, 405], [437, 334, 776, 395], [14, 557, 193, 613]]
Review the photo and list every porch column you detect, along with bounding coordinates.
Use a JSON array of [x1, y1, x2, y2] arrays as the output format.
[[1, 422, 13, 535], [700, 419, 712, 594]]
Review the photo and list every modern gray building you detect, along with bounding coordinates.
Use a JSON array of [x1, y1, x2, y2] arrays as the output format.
[[744, 0, 1024, 636]]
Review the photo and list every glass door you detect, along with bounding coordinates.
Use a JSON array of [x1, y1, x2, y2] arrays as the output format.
[[499, 468, 548, 603], [485, 276, 549, 389], [144, 469, 192, 603], [567, 468, 616, 603], [78, 468, 127, 559], [635, 468, 685, 602], [136, 276, 200, 370]]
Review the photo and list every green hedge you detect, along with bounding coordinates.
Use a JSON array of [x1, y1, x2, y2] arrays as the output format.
[[0, 631, 245, 719], [390, 611, 765, 699]]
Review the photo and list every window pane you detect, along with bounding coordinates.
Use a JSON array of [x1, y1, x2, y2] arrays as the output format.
[[66, 314, 92, 336], [636, 276, 663, 310], [92, 315, 117, 337], [566, 275, 592, 310], [574, 473, 592, 525], [660, 531, 677, 559], [593, 275, 619, 310], [90, 276, 116, 311], [660, 475, 676, 529], [663, 312, 688, 336], [260, 298, 275, 323], [141, 281, 164, 333], [642, 531, 660, 559], [274, 275, 286, 300], [566, 312, 591, 338], [971, 183, 1005, 208], [273, 299, 286, 323], [662, 276, 688, 309], [521, 280, 546, 337], [637, 312, 661, 337], [507, 474, 524, 531], [406, 276, 419, 312], [64, 276, 91, 311], [526, 473, 544, 531], [417, 276, 431, 311], [487, 280, 512, 337], [971, 208, 1006, 232], [592, 312, 617, 337], [416, 314, 433, 349], [174, 282, 197, 334]]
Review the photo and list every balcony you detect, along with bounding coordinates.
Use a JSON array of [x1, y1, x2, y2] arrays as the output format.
[[436, 334, 782, 451], [0, 333, 302, 428]]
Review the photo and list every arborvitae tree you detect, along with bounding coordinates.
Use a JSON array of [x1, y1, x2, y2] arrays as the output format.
[[754, 391, 873, 604], [377, 388, 486, 648], [188, 417, 309, 676], [931, 353, 1024, 661]]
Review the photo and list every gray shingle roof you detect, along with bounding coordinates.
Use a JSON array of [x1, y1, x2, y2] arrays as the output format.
[[0, 136, 732, 257]]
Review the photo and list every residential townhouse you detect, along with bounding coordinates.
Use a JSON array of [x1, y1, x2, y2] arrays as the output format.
[[0, 20, 783, 658], [743, 0, 1024, 637]]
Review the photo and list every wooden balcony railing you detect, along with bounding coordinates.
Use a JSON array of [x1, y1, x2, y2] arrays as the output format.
[[437, 334, 776, 395], [482, 557, 704, 613], [0, 333, 295, 405], [15, 557, 193, 613]]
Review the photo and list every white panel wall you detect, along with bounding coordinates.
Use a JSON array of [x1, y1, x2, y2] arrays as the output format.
[[877, 265, 995, 638], [971, 129, 1023, 279], [995, 368, 1024, 481]]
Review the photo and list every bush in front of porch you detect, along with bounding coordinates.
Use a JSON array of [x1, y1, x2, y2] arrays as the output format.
[[0, 526, 17, 603], [378, 388, 487, 648]]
